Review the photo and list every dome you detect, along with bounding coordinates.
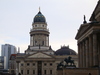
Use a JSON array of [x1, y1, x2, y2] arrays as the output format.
[[34, 11, 46, 23], [55, 46, 77, 55]]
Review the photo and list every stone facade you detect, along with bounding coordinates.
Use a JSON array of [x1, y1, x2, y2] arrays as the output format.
[[16, 53, 56, 75], [9, 54, 17, 74], [57, 68, 99, 75], [75, 23, 100, 68], [75, 0, 100, 68], [15, 9, 78, 75], [56, 1, 100, 75], [90, 0, 100, 21], [16, 53, 78, 75]]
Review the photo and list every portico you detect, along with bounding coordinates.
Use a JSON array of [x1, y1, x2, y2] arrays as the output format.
[[76, 23, 100, 68]]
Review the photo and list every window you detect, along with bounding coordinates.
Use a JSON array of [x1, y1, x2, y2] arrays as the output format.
[[44, 63, 47, 66], [42, 41, 44, 46], [27, 70, 29, 74], [27, 63, 30, 66], [35, 25, 37, 27], [43, 25, 44, 27], [50, 63, 52, 66], [33, 63, 35, 66], [50, 70, 52, 74], [44, 70, 46, 74], [35, 41, 37, 45], [33, 70, 35, 74], [21, 70, 23, 74], [21, 63, 23, 66]]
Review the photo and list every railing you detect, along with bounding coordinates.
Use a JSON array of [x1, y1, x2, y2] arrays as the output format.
[[30, 29, 49, 32]]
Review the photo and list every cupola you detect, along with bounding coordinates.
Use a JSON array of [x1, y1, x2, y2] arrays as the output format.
[[33, 11, 46, 23]]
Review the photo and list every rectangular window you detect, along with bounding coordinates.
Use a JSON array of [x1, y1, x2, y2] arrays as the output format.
[[50, 63, 52, 66], [44, 70, 46, 74], [21, 70, 23, 74], [42, 41, 44, 46], [50, 70, 52, 74], [33, 70, 35, 74], [27, 63, 30, 66], [35, 25, 37, 27], [44, 63, 47, 66], [27, 70, 29, 74], [21, 63, 23, 66], [33, 63, 35, 66]]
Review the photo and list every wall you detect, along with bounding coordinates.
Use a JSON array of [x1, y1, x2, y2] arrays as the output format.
[[57, 68, 99, 75]]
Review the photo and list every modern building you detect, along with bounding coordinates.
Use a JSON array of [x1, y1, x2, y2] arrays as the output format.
[[1, 44, 17, 69], [0, 56, 9, 74], [15, 9, 78, 75], [0, 56, 6, 69]]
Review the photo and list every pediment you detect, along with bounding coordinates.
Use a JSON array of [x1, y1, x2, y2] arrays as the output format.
[[90, 1, 100, 21], [75, 24, 89, 39], [27, 52, 52, 58]]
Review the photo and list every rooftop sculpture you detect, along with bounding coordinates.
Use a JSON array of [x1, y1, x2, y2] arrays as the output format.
[[57, 56, 76, 69]]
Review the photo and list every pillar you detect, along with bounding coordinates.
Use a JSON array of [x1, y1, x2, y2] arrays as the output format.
[[89, 35, 93, 67], [85, 38, 89, 67], [93, 34, 98, 66], [84, 40, 86, 67], [16, 62, 19, 75], [78, 43, 81, 67], [80, 42, 83, 67], [19, 63, 21, 74], [82, 41, 85, 67], [98, 34, 100, 67]]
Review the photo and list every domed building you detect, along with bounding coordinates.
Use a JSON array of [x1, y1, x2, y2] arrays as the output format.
[[55, 46, 77, 55], [15, 9, 78, 75]]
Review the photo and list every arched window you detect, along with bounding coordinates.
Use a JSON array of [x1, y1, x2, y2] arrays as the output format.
[[35, 41, 37, 46], [35, 25, 37, 27], [43, 25, 44, 27]]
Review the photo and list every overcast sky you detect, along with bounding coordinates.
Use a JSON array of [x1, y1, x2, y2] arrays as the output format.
[[0, 0, 98, 54]]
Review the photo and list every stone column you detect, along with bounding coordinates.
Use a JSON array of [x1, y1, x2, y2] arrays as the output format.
[[84, 40, 86, 67], [30, 36, 33, 46], [89, 35, 93, 67], [78, 43, 80, 67], [82, 41, 85, 68], [98, 34, 100, 67], [79, 43, 82, 68], [19, 63, 21, 74], [86, 38, 89, 67], [16, 62, 19, 75], [93, 34, 98, 66]]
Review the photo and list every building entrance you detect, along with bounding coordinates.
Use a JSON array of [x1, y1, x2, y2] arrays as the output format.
[[38, 61, 42, 75]]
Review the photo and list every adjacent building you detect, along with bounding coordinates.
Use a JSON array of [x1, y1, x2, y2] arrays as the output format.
[[75, 0, 100, 68], [1, 44, 17, 69], [57, 0, 100, 75]]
